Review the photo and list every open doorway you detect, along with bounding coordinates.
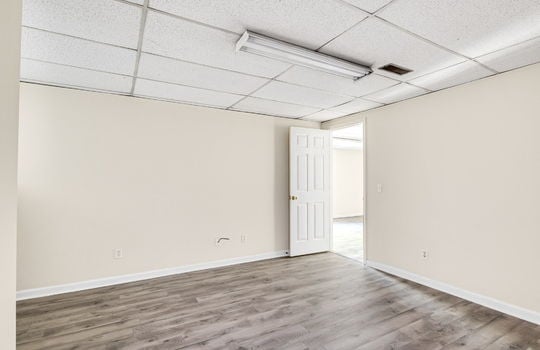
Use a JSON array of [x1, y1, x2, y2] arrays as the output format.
[[331, 123, 364, 262]]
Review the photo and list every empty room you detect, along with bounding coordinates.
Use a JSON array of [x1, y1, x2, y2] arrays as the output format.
[[2, 0, 540, 349]]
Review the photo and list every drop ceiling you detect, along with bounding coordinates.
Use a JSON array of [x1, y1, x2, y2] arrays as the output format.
[[20, 0, 540, 122], [332, 124, 363, 150]]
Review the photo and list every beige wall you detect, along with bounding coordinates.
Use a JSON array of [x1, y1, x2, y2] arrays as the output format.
[[332, 149, 363, 218], [0, 1, 21, 348], [17, 83, 319, 290], [326, 63, 540, 313]]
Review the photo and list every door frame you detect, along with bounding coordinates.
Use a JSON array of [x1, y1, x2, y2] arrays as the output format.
[[323, 118, 367, 266]]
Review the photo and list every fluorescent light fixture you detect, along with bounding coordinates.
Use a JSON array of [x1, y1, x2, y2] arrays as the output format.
[[332, 138, 363, 150], [236, 31, 372, 80]]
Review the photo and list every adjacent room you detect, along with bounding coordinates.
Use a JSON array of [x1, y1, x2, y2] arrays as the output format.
[[1, 0, 540, 349], [332, 124, 364, 262]]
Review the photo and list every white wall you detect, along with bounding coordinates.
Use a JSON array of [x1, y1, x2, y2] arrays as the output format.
[[332, 148, 363, 218], [17, 83, 319, 291], [0, 1, 21, 348], [325, 62, 540, 314]]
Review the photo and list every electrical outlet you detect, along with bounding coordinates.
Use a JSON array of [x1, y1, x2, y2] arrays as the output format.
[[421, 249, 428, 259], [113, 248, 123, 259], [377, 184, 383, 193], [240, 234, 246, 243]]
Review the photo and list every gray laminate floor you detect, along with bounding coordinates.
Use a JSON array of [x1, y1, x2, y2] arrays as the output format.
[[17, 253, 540, 349], [332, 216, 363, 261]]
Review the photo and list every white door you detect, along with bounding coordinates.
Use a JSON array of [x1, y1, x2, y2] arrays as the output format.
[[289, 127, 332, 257]]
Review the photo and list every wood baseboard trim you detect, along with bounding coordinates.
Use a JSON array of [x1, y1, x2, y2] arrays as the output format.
[[366, 260, 540, 325], [17, 250, 289, 301]]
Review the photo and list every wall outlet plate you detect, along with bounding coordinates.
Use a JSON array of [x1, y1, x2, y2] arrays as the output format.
[[114, 248, 123, 259]]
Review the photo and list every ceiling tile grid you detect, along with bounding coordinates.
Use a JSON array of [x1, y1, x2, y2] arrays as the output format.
[[330, 98, 383, 114], [252, 81, 354, 109], [19, 0, 540, 122], [341, 0, 394, 14], [364, 83, 429, 104], [231, 97, 321, 119], [22, 0, 142, 48], [410, 61, 493, 91], [377, 0, 540, 58], [147, 0, 369, 50], [137, 53, 269, 95], [302, 110, 350, 122], [21, 59, 134, 93], [142, 10, 291, 78], [277, 66, 400, 98], [21, 27, 137, 76], [134, 79, 244, 108], [477, 37, 540, 73], [320, 17, 467, 81]]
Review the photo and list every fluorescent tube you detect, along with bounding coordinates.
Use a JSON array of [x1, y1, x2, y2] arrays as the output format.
[[236, 31, 372, 80]]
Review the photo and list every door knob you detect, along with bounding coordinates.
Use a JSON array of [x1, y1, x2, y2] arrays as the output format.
[[290, 195, 298, 200]]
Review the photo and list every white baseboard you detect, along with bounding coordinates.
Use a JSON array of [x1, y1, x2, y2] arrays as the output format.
[[17, 250, 289, 301], [366, 260, 540, 325]]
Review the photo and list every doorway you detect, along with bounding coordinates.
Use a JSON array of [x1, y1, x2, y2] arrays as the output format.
[[331, 123, 364, 262]]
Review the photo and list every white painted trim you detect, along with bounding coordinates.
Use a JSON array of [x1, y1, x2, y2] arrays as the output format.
[[325, 119, 367, 266], [367, 260, 540, 325], [17, 250, 289, 301], [329, 133, 334, 253], [361, 118, 367, 267]]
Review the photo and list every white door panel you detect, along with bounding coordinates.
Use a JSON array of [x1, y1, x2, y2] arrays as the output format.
[[290, 127, 331, 257]]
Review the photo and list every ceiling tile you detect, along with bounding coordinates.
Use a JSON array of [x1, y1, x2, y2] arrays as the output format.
[[22, 0, 142, 49], [349, 74, 401, 96], [341, 0, 393, 13], [320, 17, 465, 81], [378, 0, 540, 58], [138, 54, 269, 95], [134, 79, 243, 108], [252, 81, 353, 109], [363, 83, 428, 104], [142, 11, 291, 78], [329, 98, 382, 113], [302, 110, 350, 122], [148, 0, 368, 50], [410, 61, 493, 91], [333, 124, 364, 140], [278, 67, 399, 97], [20, 59, 133, 93], [477, 37, 540, 73], [232, 97, 320, 119], [21, 27, 137, 76]]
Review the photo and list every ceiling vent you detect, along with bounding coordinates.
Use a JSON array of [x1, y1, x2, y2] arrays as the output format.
[[379, 64, 413, 75]]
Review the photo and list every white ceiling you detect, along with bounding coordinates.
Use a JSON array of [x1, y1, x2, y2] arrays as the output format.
[[333, 124, 363, 141], [333, 124, 363, 150], [20, 0, 540, 122]]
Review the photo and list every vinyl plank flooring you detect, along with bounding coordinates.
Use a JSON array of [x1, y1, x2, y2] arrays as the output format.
[[17, 253, 540, 349]]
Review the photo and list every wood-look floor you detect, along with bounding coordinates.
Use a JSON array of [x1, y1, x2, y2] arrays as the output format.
[[332, 216, 363, 262], [17, 253, 540, 349]]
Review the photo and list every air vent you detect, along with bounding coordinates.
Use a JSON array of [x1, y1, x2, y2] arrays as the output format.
[[379, 64, 413, 75]]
